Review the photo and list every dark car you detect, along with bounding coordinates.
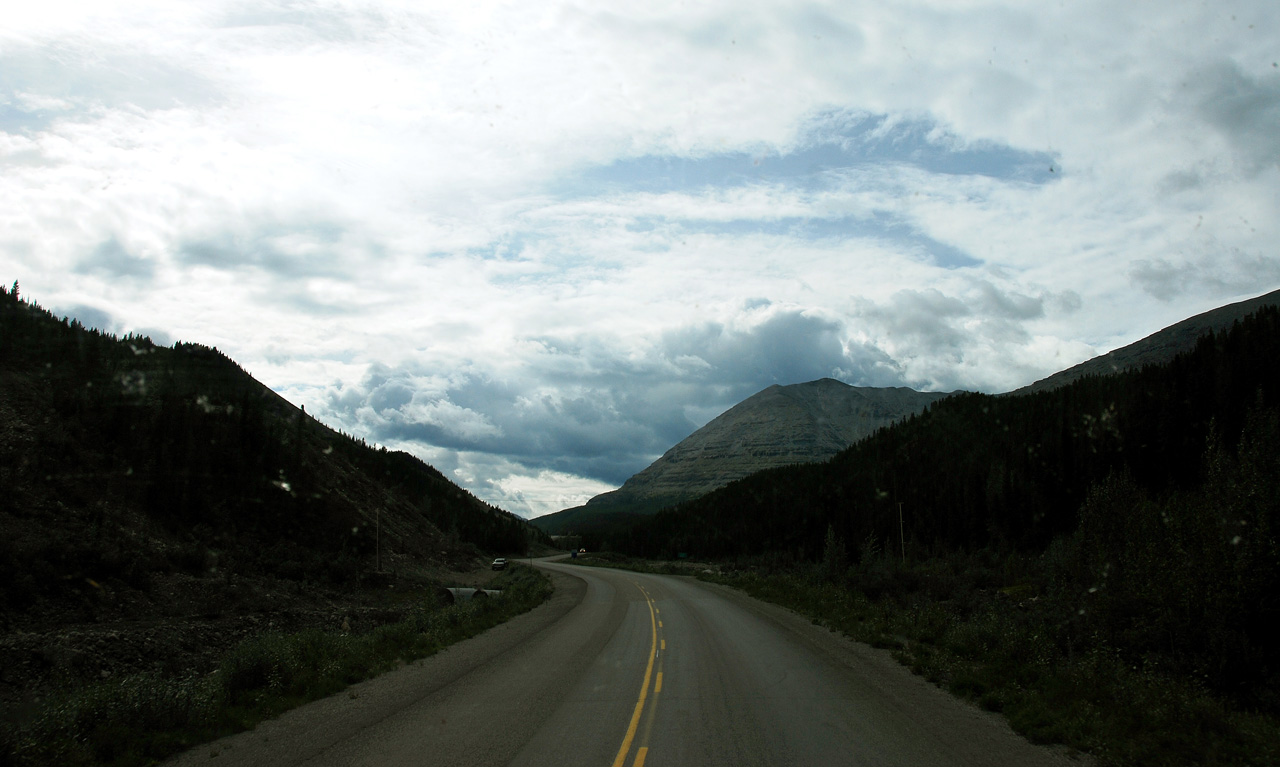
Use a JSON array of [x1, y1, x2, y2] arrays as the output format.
[[491, 557, 507, 570]]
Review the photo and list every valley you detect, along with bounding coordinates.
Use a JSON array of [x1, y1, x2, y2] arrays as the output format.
[[4, 283, 1280, 766]]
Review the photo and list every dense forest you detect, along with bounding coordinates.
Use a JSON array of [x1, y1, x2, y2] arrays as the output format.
[[0, 282, 542, 614], [614, 306, 1278, 560], [601, 304, 1280, 714]]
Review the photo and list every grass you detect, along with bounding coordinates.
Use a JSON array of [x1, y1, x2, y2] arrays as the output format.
[[562, 551, 716, 576], [0, 565, 552, 767]]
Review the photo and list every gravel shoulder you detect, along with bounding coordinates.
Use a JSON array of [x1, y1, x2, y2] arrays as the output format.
[[161, 564, 587, 766], [159, 560, 1090, 766], [0, 559, 514, 725]]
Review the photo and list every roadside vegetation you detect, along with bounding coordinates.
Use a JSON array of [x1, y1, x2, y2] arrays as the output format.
[[706, 534, 1279, 767], [0, 283, 543, 616], [0, 284, 555, 765], [0, 565, 552, 767], [583, 407, 1280, 765], [573, 305, 1280, 765], [564, 551, 716, 576]]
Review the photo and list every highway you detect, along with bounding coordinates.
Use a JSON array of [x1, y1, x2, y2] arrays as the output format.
[[165, 559, 1081, 767]]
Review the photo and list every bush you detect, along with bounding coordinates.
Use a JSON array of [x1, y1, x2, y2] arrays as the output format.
[[1, 566, 554, 767]]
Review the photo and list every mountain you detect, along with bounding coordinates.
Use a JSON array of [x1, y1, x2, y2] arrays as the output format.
[[536, 289, 1280, 539], [1012, 287, 1280, 394], [534, 379, 950, 535], [623, 295, 1280, 561], [0, 285, 542, 626], [0, 284, 556, 729], [619, 299, 1280, 721]]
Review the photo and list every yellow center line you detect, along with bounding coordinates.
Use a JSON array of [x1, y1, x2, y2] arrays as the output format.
[[611, 584, 658, 767], [634, 607, 665, 764]]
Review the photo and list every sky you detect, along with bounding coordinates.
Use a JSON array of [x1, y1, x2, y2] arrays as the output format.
[[3, 1, 1278, 518]]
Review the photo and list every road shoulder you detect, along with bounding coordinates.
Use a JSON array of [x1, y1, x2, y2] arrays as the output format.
[[163, 566, 588, 767]]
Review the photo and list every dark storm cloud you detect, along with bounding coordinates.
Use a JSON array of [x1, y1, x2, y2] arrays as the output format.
[[133, 327, 173, 346], [659, 309, 903, 398], [57, 304, 118, 335], [179, 220, 354, 279], [975, 281, 1044, 320], [52, 303, 170, 345], [335, 366, 667, 486], [1131, 251, 1280, 302], [76, 238, 155, 281], [858, 289, 972, 354], [1188, 60, 1280, 172], [327, 307, 904, 486]]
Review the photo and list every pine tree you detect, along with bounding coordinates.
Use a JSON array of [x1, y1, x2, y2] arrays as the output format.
[[821, 524, 848, 583]]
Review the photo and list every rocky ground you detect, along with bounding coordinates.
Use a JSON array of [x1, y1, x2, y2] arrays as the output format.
[[0, 556, 508, 727]]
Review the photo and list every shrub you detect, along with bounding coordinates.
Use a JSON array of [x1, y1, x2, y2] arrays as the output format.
[[1, 566, 553, 767]]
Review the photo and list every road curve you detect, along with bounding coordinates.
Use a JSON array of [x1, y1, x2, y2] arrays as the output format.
[[165, 560, 1082, 767]]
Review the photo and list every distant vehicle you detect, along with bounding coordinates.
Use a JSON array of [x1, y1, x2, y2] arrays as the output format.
[[491, 557, 507, 570]]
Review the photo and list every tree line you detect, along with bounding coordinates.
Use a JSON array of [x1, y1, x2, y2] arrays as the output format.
[[0, 283, 540, 601], [595, 304, 1280, 711]]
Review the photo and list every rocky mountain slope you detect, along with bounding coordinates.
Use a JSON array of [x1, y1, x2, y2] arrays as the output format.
[[537, 288, 1280, 537], [535, 379, 950, 534], [0, 285, 543, 714], [1012, 287, 1280, 394]]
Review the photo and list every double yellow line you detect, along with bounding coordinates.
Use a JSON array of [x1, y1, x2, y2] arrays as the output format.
[[611, 583, 664, 767]]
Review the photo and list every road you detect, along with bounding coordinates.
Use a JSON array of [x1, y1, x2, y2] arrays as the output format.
[[165, 559, 1082, 767]]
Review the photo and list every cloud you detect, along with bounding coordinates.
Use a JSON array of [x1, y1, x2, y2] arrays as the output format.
[[1187, 60, 1280, 173], [976, 281, 1044, 320], [319, 304, 908, 516], [76, 237, 154, 280], [568, 109, 1056, 202], [1131, 250, 1280, 302], [313, 281, 1098, 517], [178, 217, 363, 288], [0, 43, 220, 122], [5, 0, 1280, 518], [659, 307, 901, 394], [850, 281, 1093, 392], [58, 304, 118, 334], [858, 289, 971, 354]]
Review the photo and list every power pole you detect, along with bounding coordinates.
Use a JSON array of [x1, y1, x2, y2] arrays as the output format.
[[898, 502, 905, 563]]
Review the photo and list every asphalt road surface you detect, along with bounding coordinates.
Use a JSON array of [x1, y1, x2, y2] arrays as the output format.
[[165, 559, 1084, 767]]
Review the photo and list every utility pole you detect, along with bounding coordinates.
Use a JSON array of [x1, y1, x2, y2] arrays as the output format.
[[898, 501, 905, 563], [376, 506, 382, 572]]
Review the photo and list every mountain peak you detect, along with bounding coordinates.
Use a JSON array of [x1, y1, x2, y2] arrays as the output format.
[[535, 380, 949, 533], [1015, 288, 1280, 395]]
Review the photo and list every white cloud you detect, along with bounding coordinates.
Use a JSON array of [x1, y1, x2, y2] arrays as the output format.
[[3, 0, 1278, 516]]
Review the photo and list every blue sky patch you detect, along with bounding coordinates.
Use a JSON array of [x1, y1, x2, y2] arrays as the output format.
[[625, 212, 983, 269], [564, 110, 1058, 197]]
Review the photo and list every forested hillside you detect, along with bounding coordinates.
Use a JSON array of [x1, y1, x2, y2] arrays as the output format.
[[536, 379, 948, 536], [624, 306, 1279, 562], [0, 282, 540, 622], [612, 305, 1280, 720]]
